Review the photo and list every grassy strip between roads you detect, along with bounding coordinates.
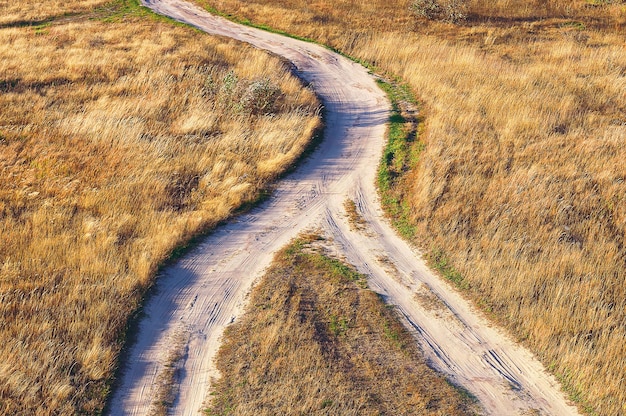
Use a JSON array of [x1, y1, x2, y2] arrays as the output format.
[[205, 234, 478, 415]]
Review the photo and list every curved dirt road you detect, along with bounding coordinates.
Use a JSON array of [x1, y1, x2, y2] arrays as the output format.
[[108, 1, 580, 415]]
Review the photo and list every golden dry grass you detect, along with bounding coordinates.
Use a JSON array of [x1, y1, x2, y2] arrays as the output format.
[[206, 235, 477, 415], [192, 0, 626, 414], [0, 3, 319, 414], [0, 0, 111, 25]]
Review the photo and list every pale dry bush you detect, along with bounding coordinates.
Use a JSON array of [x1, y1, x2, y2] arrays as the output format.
[[192, 0, 625, 414], [411, 0, 468, 23], [0, 13, 319, 415]]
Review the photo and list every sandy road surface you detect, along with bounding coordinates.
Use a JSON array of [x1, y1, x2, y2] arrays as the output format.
[[108, 1, 580, 415]]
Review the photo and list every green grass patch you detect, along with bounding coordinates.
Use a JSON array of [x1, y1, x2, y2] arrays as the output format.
[[551, 364, 598, 416], [428, 249, 470, 290], [375, 78, 423, 240], [96, 0, 192, 26], [560, 20, 587, 30], [95, 0, 149, 21], [329, 315, 349, 336]]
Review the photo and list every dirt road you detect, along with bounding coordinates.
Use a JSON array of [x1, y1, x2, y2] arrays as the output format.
[[108, 1, 580, 415]]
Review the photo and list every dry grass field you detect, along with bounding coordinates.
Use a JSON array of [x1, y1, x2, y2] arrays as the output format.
[[0, 2, 319, 414], [193, 0, 626, 414], [0, 0, 111, 25], [206, 235, 477, 415]]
